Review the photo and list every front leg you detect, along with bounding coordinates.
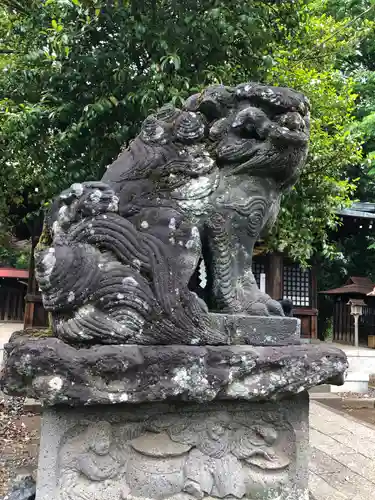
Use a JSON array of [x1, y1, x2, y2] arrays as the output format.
[[204, 212, 283, 316], [235, 216, 284, 316], [204, 212, 242, 313], [237, 265, 284, 316]]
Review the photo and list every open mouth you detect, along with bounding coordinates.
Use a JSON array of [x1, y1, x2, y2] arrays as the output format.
[[182, 83, 310, 171], [215, 105, 308, 168]]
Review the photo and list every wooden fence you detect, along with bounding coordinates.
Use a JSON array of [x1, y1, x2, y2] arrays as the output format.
[[0, 284, 25, 322]]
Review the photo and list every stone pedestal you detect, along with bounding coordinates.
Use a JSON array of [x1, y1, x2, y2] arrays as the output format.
[[1, 330, 348, 500], [37, 395, 309, 500], [0, 82, 349, 500]]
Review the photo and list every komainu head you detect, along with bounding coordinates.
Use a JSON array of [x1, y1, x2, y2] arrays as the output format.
[[103, 82, 310, 203]]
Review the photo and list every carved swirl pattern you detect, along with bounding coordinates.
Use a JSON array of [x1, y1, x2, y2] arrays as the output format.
[[35, 83, 310, 343], [37, 184, 223, 345], [205, 213, 239, 313], [247, 198, 268, 237]]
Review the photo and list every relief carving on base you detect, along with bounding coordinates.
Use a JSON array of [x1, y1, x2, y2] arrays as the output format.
[[57, 410, 295, 500]]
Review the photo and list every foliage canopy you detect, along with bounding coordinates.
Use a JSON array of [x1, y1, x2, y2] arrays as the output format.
[[0, 0, 370, 264]]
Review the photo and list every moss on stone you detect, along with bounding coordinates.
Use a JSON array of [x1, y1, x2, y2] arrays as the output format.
[[35, 221, 52, 254], [22, 328, 53, 338]]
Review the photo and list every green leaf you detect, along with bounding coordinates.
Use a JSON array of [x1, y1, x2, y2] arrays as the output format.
[[171, 54, 181, 71], [108, 96, 118, 106], [0, 0, 367, 268]]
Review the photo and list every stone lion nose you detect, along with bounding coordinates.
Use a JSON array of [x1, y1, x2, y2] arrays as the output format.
[[232, 107, 271, 139], [232, 106, 267, 128]]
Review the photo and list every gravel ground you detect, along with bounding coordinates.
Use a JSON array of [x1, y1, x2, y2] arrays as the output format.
[[340, 387, 375, 399], [320, 386, 375, 427], [0, 395, 40, 497]]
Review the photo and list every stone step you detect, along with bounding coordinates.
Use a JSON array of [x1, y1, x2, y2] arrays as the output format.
[[309, 392, 341, 401], [331, 371, 369, 393]]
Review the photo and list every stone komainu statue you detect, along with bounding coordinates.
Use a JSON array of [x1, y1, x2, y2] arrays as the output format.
[[35, 83, 310, 345]]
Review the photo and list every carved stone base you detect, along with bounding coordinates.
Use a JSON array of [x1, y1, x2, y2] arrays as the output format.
[[36, 393, 309, 500]]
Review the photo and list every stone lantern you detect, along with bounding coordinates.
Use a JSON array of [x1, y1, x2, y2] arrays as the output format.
[[347, 299, 366, 347]]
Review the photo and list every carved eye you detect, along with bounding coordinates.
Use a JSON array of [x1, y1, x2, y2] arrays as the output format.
[[209, 117, 230, 141]]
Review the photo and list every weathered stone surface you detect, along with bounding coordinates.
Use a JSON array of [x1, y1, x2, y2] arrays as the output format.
[[36, 394, 309, 500], [33, 83, 311, 348], [208, 313, 300, 345], [1, 336, 347, 406], [1, 83, 345, 500]]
